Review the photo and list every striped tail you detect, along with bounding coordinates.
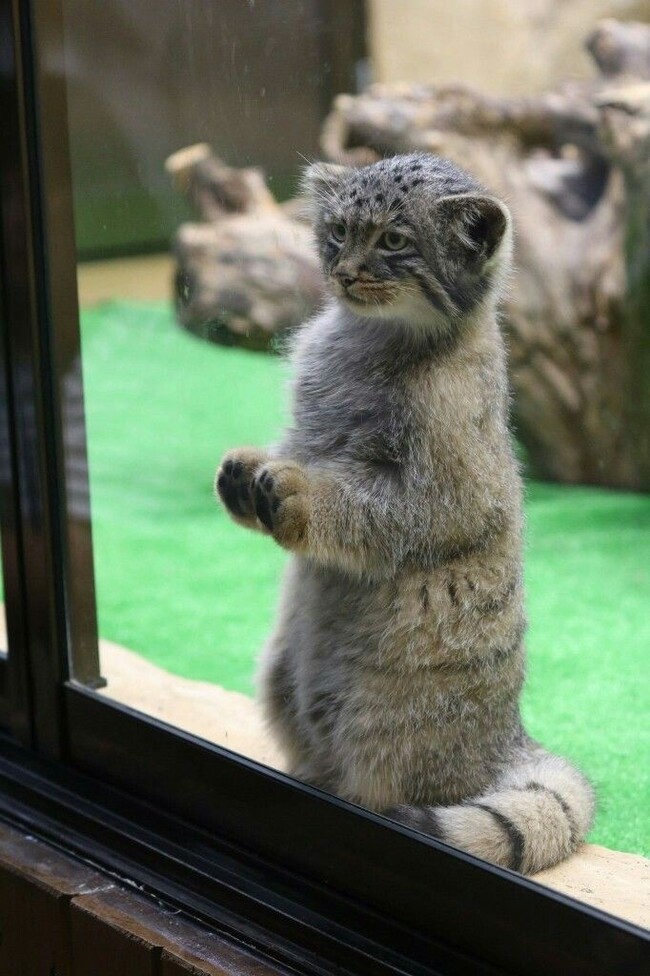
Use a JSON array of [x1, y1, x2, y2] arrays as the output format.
[[388, 747, 595, 874]]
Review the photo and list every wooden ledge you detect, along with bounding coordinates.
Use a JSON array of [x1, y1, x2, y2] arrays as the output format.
[[0, 821, 288, 974]]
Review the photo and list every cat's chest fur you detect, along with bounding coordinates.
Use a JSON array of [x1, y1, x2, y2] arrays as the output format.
[[284, 310, 422, 467]]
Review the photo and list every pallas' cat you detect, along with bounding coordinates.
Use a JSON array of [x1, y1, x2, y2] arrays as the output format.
[[216, 153, 593, 873]]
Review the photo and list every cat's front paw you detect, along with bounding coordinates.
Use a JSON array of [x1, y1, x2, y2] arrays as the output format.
[[252, 461, 310, 549], [215, 447, 267, 524]]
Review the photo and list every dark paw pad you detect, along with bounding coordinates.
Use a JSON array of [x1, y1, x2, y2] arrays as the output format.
[[253, 469, 280, 530], [217, 459, 254, 517]]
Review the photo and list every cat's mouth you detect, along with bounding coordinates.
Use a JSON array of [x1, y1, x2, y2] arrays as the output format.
[[338, 283, 398, 309]]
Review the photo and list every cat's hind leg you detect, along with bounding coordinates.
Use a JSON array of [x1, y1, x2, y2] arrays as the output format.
[[257, 634, 337, 790], [257, 638, 310, 774], [386, 744, 594, 874], [215, 447, 269, 530]]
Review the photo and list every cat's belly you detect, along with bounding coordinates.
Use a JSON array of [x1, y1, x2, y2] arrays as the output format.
[[260, 556, 525, 807], [272, 552, 525, 669]]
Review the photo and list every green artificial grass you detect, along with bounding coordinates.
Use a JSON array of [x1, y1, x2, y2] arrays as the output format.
[[81, 300, 649, 856]]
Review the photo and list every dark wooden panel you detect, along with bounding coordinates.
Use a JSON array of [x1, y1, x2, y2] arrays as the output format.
[[162, 961, 202, 976], [0, 821, 112, 976], [70, 895, 158, 976], [0, 823, 109, 892], [0, 865, 71, 976], [71, 885, 288, 976], [0, 820, 286, 976]]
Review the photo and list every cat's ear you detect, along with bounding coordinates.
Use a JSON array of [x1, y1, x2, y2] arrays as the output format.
[[302, 162, 352, 201], [435, 194, 511, 266]]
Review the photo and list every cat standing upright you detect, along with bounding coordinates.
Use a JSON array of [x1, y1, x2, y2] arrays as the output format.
[[216, 153, 594, 874]]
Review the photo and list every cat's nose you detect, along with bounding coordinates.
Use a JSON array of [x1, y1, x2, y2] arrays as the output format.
[[334, 269, 357, 289]]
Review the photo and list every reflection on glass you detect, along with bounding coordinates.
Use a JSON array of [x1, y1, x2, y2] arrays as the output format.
[[59, 0, 648, 926], [0, 352, 8, 656], [0, 549, 5, 654]]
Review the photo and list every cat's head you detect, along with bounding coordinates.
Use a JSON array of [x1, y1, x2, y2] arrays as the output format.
[[304, 153, 512, 327]]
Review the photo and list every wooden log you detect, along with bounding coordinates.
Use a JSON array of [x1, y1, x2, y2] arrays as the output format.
[[166, 144, 279, 221], [167, 145, 324, 350], [320, 20, 650, 489]]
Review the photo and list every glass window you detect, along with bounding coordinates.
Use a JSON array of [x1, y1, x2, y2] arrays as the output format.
[[0, 366, 6, 652], [20, 0, 649, 944], [60, 0, 364, 761]]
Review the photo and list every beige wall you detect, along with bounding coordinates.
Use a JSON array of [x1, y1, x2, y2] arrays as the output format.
[[368, 0, 649, 94]]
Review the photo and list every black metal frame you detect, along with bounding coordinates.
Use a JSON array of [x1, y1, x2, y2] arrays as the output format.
[[0, 0, 647, 973]]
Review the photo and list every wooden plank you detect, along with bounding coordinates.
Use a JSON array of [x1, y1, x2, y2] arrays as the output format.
[[71, 886, 287, 976], [161, 937, 288, 976], [161, 961, 197, 976], [0, 864, 71, 976], [0, 821, 111, 894], [0, 821, 286, 975], [70, 893, 161, 975], [161, 952, 232, 976], [0, 822, 113, 976]]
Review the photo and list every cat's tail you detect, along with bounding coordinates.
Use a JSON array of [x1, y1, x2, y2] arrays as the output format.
[[387, 745, 595, 874]]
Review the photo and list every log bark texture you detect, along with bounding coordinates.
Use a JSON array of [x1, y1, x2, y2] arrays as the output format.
[[166, 145, 324, 351], [321, 19, 650, 488]]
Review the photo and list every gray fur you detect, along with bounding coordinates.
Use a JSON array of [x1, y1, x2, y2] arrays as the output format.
[[216, 153, 594, 874]]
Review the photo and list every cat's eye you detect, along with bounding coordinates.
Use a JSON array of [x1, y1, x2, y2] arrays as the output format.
[[330, 222, 347, 243], [379, 230, 408, 251]]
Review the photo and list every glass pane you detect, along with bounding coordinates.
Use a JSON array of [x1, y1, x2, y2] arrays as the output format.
[[0, 344, 9, 658], [58, 0, 648, 928], [0, 550, 6, 654], [63, 0, 361, 761]]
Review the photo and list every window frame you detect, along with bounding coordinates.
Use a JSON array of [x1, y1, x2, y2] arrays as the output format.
[[0, 0, 647, 973]]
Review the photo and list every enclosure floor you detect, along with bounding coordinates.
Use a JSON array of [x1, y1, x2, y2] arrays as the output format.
[[76, 299, 649, 856], [77, 254, 172, 307], [98, 638, 649, 931]]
